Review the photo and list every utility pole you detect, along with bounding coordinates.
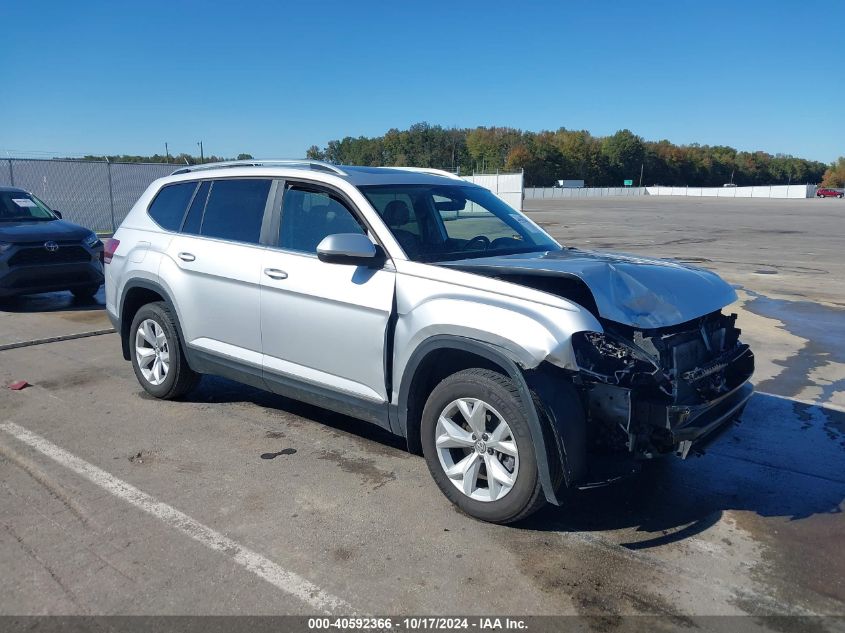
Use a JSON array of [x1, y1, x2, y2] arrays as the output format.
[[638, 162, 644, 188], [197, 141, 204, 164], [165, 142, 170, 163]]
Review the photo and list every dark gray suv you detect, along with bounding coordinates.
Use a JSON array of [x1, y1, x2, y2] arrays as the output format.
[[0, 187, 104, 300]]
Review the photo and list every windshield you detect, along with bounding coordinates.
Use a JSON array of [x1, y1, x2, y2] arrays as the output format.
[[0, 191, 56, 222], [359, 184, 560, 262]]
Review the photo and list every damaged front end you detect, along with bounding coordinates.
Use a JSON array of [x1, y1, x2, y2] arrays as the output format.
[[572, 311, 755, 460]]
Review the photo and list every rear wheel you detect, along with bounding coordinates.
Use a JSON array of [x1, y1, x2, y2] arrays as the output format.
[[421, 368, 545, 524], [129, 302, 198, 399]]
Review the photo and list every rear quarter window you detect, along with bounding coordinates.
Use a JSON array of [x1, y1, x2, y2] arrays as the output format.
[[148, 182, 197, 231]]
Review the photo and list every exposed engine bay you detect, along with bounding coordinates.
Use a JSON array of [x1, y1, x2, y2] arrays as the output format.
[[571, 311, 755, 459]]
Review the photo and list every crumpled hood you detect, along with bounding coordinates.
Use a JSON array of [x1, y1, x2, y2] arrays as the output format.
[[0, 219, 91, 243], [441, 248, 738, 329]]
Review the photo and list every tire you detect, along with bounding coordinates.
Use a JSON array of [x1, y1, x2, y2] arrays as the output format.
[[71, 284, 100, 300], [421, 368, 546, 524], [129, 301, 198, 399], [839, 194, 844, 199]]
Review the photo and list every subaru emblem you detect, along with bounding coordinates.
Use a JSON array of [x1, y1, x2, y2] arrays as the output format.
[[44, 241, 59, 253]]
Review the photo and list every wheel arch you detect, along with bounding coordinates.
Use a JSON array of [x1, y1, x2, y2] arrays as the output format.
[[118, 279, 186, 362], [397, 335, 580, 505]]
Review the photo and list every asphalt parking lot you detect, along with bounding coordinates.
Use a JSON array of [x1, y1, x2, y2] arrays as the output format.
[[0, 197, 843, 619]]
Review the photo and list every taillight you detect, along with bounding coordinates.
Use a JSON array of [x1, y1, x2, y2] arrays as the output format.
[[103, 238, 120, 264]]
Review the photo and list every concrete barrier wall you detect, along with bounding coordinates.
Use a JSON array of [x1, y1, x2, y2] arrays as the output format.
[[525, 184, 816, 200], [525, 187, 646, 199], [645, 184, 815, 198], [463, 172, 523, 210]]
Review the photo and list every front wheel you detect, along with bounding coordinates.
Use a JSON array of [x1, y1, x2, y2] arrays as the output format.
[[421, 368, 545, 524]]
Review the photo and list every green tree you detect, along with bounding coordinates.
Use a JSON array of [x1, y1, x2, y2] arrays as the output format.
[[821, 157, 845, 187], [305, 145, 324, 160], [601, 129, 645, 184]]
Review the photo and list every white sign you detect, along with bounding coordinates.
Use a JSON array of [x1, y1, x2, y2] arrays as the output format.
[[12, 198, 36, 208]]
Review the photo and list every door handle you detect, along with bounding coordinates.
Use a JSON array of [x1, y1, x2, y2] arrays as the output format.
[[178, 252, 196, 262], [264, 268, 288, 280]]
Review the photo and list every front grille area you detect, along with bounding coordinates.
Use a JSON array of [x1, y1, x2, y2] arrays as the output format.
[[9, 271, 93, 289], [580, 311, 754, 457], [8, 245, 91, 267]]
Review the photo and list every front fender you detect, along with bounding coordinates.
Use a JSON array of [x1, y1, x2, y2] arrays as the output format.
[[392, 269, 603, 393]]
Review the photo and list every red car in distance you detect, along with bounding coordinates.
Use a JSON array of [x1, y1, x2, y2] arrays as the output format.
[[816, 188, 844, 198]]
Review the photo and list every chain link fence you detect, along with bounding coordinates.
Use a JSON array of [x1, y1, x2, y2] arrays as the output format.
[[0, 158, 181, 233]]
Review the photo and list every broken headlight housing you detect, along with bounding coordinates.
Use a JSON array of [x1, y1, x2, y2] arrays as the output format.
[[572, 331, 660, 385]]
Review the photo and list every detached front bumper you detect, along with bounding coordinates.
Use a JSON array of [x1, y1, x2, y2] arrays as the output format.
[[587, 352, 754, 459], [666, 381, 753, 457]]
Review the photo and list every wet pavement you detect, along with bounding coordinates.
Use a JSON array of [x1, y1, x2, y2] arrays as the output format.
[[744, 292, 845, 405], [0, 288, 111, 347]]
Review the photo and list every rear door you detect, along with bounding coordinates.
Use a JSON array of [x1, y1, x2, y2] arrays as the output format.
[[162, 178, 275, 368], [259, 181, 395, 405]]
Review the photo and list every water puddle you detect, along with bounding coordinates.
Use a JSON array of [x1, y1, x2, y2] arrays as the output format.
[[744, 289, 845, 405]]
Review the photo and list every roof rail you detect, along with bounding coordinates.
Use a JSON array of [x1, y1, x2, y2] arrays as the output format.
[[388, 167, 464, 180], [171, 159, 347, 176]]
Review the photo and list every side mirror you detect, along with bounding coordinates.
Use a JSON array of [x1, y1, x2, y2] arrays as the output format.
[[316, 233, 383, 266], [53, 210, 63, 219]]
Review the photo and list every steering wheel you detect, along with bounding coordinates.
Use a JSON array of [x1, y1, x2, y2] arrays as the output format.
[[462, 235, 491, 251]]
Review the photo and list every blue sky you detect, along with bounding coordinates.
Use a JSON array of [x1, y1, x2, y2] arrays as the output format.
[[2, 0, 842, 163]]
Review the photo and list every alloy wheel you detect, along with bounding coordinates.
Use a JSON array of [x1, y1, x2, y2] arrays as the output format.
[[135, 319, 170, 386], [435, 397, 519, 502]]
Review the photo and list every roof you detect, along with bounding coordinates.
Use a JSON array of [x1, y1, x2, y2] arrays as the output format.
[[169, 160, 473, 187], [0, 186, 27, 193], [340, 165, 468, 186]]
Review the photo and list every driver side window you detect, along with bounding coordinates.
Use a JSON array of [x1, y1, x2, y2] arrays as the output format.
[[365, 192, 424, 257], [278, 185, 365, 254]]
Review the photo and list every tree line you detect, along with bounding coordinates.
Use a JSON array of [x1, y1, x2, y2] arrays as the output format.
[[306, 123, 834, 188], [63, 153, 254, 165]]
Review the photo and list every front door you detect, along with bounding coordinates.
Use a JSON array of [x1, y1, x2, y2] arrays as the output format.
[[259, 182, 395, 406]]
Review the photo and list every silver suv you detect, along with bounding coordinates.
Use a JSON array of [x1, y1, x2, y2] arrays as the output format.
[[105, 160, 754, 523]]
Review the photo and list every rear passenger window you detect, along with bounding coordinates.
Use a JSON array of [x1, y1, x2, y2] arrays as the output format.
[[200, 179, 271, 244], [148, 182, 197, 231], [182, 181, 210, 235]]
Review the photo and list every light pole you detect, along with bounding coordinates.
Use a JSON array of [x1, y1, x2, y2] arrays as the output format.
[[197, 141, 204, 164]]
